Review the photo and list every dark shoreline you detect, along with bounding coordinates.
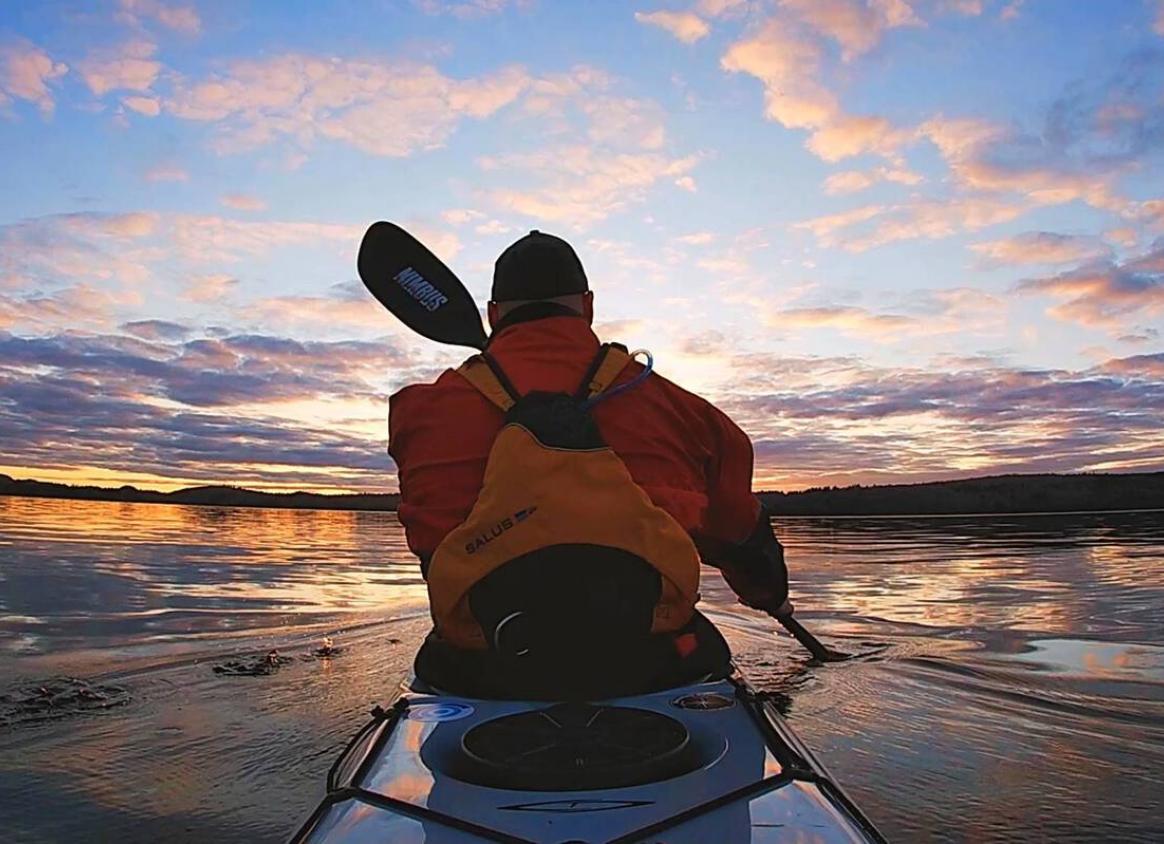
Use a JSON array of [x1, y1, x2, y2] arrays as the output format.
[[3, 471, 1162, 517]]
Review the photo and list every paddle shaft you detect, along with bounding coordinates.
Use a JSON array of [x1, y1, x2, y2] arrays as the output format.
[[776, 613, 844, 662]]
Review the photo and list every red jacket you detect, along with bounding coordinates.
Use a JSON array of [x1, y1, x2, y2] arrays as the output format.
[[389, 315, 761, 570]]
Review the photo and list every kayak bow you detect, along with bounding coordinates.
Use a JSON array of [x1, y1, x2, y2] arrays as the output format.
[[289, 672, 885, 843]]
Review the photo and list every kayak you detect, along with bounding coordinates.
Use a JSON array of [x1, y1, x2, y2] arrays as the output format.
[[288, 671, 886, 843]]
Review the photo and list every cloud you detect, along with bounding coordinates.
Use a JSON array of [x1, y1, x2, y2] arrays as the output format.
[[165, 54, 530, 157], [163, 215, 362, 263], [823, 165, 921, 194], [79, 40, 160, 96], [220, 194, 267, 211], [1105, 228, 1138, 248], [117, 0, 202, 35], [771, 305, 916, 336], [413, 0, 530, 18], [145, 164, 189, 182], [781, 0, 922, 61], [121, 319, 191, 340], [182, 274, 238, 303], [714, 349, 1164, 484], [1017, 242, 1164, 330], [0, 211, 364, 321], [943, 0, 982, 14], [485, 146, 700, 226], [796, 195, 1027, 251], [1097, 352, 1164, 378], [0, 284, 140, 332], [0, 41, 68, 114], [474, 219, 514, 235], [1117, 327, 1160, 345], [441, 208, 485, 225], [721, 19, 839, 131], [766, 286, 1002, 341], [971, 232, 1111, 267], [1000, 0, 1024, 20], [0, 212, 162, 300], [719, 15, 913, 163], [0, 329, 431, 490], [123, 95, 160, 115], [635, 10, 712, 43]]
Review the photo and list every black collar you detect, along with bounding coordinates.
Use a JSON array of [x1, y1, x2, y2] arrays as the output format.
[[489, 302, 583, 338]]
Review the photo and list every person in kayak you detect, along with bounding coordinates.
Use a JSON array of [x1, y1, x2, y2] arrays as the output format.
[[389, 231, 792, 697]]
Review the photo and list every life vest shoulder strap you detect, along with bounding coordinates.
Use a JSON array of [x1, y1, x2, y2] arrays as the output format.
[[576, 342, 632, 400], [458, 343, 632, 410], [457, 353, 519, 412]]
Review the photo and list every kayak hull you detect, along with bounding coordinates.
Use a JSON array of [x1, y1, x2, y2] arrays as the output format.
[[290, 674, 884, 843]]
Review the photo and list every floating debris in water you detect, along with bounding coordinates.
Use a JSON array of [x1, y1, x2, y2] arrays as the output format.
[[0, 677, 130, 727], [212, 649, 295, 676]]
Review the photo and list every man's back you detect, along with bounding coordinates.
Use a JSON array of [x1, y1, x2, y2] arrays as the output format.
[[389, 314, 760, 565]]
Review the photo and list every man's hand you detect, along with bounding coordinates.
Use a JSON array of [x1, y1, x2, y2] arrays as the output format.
[[767, 598, 794, 619]]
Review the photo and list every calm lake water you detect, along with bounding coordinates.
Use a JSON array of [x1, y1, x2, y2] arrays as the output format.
[[1, 496, 1162, 842]]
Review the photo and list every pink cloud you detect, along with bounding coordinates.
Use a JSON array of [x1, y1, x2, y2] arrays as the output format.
[[1000, 0, 1025, 20], [182, 274, 239, 303], [145, 165, 189, 182], [79, 40, 160, 96], [0, 42, 68, 114], [1017, 246, 1164, 330], [412, 0, 531, 18], [824, 166, 921, 195], [1105, 228, 1138, 248], [781, 0, 922, 61], [165, 55, 530, 157], [635, 10, 712, 44], [123, 95, 160, 116], [766, 287, 1002, 341], [721, 19, 839, 131], [0, 284, 140, 332], [118, 0, 202, 35], [248, 295, 395, 332], [971, 232, 1110, 267], [797, 196, 1026, 251], [806, 113, 910, 162], [485, 146, 700, 226], [1098, 352, 1164, 378], [943, 0, 982, 14], [720, 15, 915, 164], [441, 208, 485, 226], [771, 305, 917, 335], [220, 194, 268, 211], [676, 231, 716, 245]]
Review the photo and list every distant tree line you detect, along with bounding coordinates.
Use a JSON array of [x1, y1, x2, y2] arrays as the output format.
[[0, 475, 400, 512], [759, 472, 1164, 515], [2, 471, 1161, 516]]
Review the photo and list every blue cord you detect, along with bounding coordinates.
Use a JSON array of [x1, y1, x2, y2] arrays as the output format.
[[584, 349, 653, 409]]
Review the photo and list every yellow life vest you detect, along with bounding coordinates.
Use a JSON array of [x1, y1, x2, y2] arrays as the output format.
[[426, 344, 701, 650]]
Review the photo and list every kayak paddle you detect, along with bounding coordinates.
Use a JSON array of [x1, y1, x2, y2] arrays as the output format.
[[778, 612, 849, 663], [357, 221, 488, 350], [356, 221, 844, 663]]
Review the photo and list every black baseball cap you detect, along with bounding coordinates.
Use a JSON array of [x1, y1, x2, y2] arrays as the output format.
[[491, 230, 589, 302]]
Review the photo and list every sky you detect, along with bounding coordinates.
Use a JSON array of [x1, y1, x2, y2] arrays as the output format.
[[0, 0, 1162, 494]]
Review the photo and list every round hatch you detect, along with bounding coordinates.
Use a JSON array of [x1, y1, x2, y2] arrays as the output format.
[[459, 702, 694, 790]]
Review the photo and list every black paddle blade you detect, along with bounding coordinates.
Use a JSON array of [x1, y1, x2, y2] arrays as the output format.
[[357, 221, 488, 350]]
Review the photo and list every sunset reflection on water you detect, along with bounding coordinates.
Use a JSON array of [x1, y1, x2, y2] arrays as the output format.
[[0, 498, 1161, 842]]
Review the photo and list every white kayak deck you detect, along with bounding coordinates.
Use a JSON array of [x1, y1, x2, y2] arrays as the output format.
[[292, 677, 883, 843]]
